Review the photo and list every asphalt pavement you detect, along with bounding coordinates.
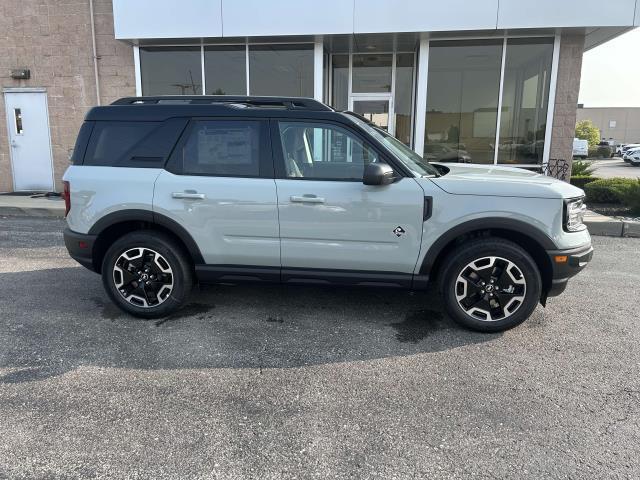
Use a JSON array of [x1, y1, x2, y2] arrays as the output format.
[[0, 216, 639, 479], [590, 157, 640, 179]]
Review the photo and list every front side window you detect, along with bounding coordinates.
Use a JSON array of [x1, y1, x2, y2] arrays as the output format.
[[181, 120, 263, 177], [278, 122, 379, 181]]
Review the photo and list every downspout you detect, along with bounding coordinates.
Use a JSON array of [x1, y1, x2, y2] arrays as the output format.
[[89, 0, 101, 105]]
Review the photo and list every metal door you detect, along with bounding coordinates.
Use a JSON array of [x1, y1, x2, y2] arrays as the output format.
[[4, 89, 55, 191]]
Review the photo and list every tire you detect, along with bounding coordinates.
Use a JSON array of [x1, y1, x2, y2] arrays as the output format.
[[439, 238, 542, 333], [101, 231, 194, 318]]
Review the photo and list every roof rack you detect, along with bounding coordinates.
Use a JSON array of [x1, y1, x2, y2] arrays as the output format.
[[110, 96, 333, 111]]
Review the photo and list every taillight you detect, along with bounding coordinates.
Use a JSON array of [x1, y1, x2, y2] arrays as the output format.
[[62, 181, 70, 217]]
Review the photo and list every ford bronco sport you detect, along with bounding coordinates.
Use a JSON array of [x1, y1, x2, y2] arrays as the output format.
[[62, 96, 593, 332]]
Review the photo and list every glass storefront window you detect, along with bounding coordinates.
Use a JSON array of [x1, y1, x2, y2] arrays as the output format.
[[248, 44, 313, 97], [352, 54, 392, 93], [331, 54, 349, 111], [204, 45, 247, 95], [424, 40, 503, 164], [498, 39, 554, 165], [140, 47, 202, 95], [394, 53, 414, 146]]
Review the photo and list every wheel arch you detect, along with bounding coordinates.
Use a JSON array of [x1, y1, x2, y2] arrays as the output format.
[[88, 209, 204, 273], [421, 218, 556, 297]]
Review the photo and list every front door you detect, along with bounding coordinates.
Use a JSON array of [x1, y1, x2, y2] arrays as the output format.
[[273, 119, 424, 275], [3, 89, 55, 191]]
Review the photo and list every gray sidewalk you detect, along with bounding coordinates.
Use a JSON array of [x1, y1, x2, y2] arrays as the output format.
[[0, 193, 638, 238], [0, 194, 65, 218]]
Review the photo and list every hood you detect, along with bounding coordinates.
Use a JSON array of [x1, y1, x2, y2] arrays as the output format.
[[429, 163, 584, 199]]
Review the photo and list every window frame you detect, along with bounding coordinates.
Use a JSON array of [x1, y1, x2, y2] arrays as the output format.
[[165, 117, 274, 179], [270, 118, 399, 182]]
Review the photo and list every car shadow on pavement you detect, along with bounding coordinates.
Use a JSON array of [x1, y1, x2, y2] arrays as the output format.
[[0, 267, 505, 383]]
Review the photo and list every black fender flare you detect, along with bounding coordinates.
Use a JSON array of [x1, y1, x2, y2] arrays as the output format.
[[419, 217, 557, 275], [88, 209, 205, 264]]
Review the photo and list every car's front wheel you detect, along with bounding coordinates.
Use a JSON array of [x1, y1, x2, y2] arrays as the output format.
[[440, 238, 542, 332], [101, 231, 193, 318]]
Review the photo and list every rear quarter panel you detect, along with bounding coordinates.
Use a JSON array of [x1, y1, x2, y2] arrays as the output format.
[[63, 166, 162, 234]]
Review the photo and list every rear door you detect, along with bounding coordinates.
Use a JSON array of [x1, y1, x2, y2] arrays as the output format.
[[153, 118, 280, 267], [272, 119, 425, 275]]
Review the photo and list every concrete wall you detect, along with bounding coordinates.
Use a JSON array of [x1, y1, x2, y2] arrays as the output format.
[[548, 33, 586, 179], [576, 107, 640, 144], [0, 0, 135, 193]]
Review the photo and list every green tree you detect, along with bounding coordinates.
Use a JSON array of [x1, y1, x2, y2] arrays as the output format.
[[575, 120, 600, 147]]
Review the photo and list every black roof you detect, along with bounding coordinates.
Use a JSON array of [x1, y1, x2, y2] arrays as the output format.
[[86, 95, 336, 122]]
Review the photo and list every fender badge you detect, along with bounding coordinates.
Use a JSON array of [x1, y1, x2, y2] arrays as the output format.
[[393, 226, 406, 237]]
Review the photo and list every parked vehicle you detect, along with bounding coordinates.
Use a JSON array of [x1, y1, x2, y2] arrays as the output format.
[[423, 143, 472, 163], [623, 147, 640, 163], [628, 150, 640, 167], [572, 138, 589, 159], [621, 144, 640, 161], [62, 96, 593, 333]]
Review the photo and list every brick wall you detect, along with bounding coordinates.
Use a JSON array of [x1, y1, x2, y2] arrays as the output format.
[[0, 0, 135, 193], [548, 33, 586, 180]]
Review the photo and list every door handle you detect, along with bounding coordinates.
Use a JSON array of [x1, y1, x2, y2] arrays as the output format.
[[290, 195, 325, 204], [172, 192, 205, 200]]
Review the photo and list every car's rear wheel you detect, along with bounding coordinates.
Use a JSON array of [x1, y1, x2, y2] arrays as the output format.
[[440, 238, 542, 332], [101, 231, 193, 318]]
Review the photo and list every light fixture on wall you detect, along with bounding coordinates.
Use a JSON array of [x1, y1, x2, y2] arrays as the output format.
[[10, 69, 30, 80]]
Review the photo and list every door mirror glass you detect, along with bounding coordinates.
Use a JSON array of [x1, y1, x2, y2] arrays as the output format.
[[363, 162, 395, 186]]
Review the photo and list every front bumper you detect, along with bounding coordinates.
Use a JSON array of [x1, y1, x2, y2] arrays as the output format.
[[546, 243, 594, 297], [63, 228, 98, 272]]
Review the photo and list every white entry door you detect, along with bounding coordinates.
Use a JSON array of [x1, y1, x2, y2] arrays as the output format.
[[4, 89, 55, 191]]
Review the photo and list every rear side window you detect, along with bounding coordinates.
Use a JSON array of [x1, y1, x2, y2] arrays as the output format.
[[83, 119, 188, 167], [84, 122, 157, 166], [180, 120, 265, 177]]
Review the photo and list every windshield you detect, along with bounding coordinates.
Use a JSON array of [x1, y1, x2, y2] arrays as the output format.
[[343, 114, 440, 177]]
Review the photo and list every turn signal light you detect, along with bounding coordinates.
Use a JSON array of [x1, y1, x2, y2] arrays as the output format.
[[554, 255, 568, 263]]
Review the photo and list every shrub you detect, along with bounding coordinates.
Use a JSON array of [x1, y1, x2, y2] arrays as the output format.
[[588, 145, 612, 158], [584, 178, 638, 204], [570, 176, 600, 189], [617, 178, 640, 213], [571, 160, 595, 176]]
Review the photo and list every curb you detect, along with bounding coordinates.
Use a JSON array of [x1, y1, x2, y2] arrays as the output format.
[[0, 206, 65, 218], [585, 219, 640, 238]]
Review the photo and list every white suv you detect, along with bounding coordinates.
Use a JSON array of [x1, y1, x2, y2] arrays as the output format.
[[62, 96, 593, 332]]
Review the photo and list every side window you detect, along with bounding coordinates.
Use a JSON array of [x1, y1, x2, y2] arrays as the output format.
[[278, 121, 379, 180], [182, 120, 263, 177], [84, 122, 158, 166]]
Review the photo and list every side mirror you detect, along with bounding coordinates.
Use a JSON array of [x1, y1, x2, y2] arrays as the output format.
[[363, 163, 395, 186]]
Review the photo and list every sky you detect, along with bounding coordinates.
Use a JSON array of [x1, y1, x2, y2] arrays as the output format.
[[579, 28, 640, 108]]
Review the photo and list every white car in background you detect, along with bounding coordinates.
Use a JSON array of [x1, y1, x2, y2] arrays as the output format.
[[626, 148, 640, 166], [572, 138, 589, 159], [621, 144, 640, 161]]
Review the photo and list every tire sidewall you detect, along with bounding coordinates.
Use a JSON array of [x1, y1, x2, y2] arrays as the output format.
[[101, 232, 193, 318], [441, 239, 542, 332]]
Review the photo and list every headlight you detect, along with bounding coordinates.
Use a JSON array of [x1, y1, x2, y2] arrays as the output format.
[[564, 197, 587, 232]]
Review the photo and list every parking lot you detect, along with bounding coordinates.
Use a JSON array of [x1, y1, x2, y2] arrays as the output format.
[[1, 216, 639, 479], [590, 157, 640, 179]]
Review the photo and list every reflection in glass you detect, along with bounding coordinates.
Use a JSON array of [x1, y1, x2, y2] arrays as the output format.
[[352, 54, 392, 93], [498, 39, 553, 165], [424, 41, 502, 164], [331, 54, 349, 110], [394, 53, 414, 146], [140, 47, 202, 95], [249, 44, 313, 97], [353, 100, 390, 131], [204, 46, 247, 95]]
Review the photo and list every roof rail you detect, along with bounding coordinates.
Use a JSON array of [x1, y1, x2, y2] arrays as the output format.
[[110, 96, 333, 111]]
